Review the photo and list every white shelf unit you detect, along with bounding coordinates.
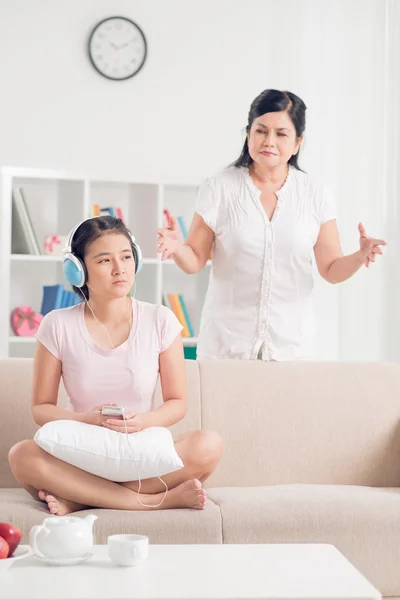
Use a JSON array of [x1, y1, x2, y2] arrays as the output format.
[[0, 167, 210, 359]]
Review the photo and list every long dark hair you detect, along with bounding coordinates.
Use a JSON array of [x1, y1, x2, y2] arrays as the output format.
[[233, 89, 306, 171], [71, 216, 134, 300]]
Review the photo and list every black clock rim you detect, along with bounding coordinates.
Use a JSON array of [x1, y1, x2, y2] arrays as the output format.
[[87, 15, 148, 81]]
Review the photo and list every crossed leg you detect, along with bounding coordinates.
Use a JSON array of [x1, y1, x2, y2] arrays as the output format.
[[8, 430, 223, 515]]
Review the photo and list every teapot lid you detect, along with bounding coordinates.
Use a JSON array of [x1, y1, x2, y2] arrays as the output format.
[[44, 516, 81, 526]]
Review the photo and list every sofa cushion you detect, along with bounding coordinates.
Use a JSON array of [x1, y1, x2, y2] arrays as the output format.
[[207, 484, 400, 597], [0, 489, 222, 545]]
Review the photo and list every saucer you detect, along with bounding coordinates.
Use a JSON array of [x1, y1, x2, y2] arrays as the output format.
[[34, 552, 93, 566], [0, 545, 32, 571]]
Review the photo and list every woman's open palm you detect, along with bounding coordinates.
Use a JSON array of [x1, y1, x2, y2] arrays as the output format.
[[358, 222, 386, 268], [157, 216, 181, 261]]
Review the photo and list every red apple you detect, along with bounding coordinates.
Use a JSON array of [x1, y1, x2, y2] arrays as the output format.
[[0, 536, 9, 559], [0, 523, 21, 557]]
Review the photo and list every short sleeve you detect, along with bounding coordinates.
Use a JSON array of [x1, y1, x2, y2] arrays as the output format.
[[36, 311, 61, 360], [194, 177, 219, 232], [157, 305, 183, 352], [319, 185, 337, 225]]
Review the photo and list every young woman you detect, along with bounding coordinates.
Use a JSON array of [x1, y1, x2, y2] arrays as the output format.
[[157, 89, 387, 361], [9, 216, 223, 515]]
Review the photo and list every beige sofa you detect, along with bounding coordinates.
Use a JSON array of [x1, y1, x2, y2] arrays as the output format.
[[1, 358, 400, 597]]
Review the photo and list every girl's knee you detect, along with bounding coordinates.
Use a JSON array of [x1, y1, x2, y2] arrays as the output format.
[[8, 440, 41, 477], [187, 429, 223, 466], [203, 430, 224, 460]]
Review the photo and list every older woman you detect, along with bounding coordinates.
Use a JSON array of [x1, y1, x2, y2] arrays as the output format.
[[157, 89, 386, 361]]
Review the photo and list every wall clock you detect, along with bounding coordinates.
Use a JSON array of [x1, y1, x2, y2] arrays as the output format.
[[88, 16, 147, 81]]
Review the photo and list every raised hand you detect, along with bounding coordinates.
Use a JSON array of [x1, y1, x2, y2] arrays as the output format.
[[156, 216, 181, 261], [358, 223, 386, 268]]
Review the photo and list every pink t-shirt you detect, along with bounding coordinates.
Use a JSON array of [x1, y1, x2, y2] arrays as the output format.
[[36, 299, 183, 414]]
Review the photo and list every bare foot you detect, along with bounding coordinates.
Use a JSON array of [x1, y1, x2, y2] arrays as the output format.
[[167, 479, 207, 510], [38, 490, 86, 516], [38, 489, 48, 503]]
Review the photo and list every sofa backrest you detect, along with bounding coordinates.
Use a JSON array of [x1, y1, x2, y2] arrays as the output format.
[[199, 360, 400, 487], [1, 358, 400, 489]]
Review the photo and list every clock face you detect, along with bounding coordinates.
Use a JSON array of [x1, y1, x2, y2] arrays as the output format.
[[88, 17, 147, 81]]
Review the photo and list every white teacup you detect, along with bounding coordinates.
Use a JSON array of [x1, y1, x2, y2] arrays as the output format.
[[108, 534, 149, 567]]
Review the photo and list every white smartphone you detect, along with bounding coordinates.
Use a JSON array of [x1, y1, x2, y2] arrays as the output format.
[[101, 406, 125, 417]]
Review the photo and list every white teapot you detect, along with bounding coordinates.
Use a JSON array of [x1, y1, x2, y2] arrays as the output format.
[[29, 514, 97, 559]]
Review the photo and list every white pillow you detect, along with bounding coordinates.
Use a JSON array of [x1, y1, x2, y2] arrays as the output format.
[[34, 421, 183, 482]]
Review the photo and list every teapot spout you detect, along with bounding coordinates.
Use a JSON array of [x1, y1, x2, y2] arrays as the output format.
[[83, 514, 98, 531]]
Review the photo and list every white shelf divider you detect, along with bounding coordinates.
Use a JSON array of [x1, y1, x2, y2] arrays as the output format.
[[11, 254, 63, 262]]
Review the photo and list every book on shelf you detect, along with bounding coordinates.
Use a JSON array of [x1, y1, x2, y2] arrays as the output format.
[[163, 293, 194, 338], [41, 284, 80, 316], [100, 207, 116, 217], [163, 209, 171, 227], [92, 205, 126, 224], [116, 208, 126, 224], [178, 294, 194, 337], [11, 187, 41, 255], [169, 294, 190, 337], [177, 216, 188, 239]]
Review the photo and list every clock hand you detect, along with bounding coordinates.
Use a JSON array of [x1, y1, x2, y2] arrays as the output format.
[[119, 38, 136, 49]]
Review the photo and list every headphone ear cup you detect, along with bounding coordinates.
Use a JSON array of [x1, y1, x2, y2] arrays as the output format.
[[63, 253, 87, 288], [131, 241, 143, 274]]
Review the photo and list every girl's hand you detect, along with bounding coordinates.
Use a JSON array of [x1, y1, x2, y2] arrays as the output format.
[[82, 403, 121, 427], [358, 222, 387, 268], [102, 411, 147, 434], [157, 216, 182, 261]]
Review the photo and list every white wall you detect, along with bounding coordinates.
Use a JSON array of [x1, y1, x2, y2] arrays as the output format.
[[0, 0, 396, 361]]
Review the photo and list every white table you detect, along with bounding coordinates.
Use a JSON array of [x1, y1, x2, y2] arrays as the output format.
[[1, 543, 381, 600]]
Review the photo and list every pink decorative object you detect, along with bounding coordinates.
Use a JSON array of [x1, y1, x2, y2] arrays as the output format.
[[43, 234, 68, 256], [10, 306, 43, 337]]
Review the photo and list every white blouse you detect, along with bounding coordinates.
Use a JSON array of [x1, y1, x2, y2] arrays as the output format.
[[194, 165, 336, 361]]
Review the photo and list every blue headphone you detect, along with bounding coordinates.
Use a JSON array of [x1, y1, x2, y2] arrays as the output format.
[[62, 218, 143, 289]]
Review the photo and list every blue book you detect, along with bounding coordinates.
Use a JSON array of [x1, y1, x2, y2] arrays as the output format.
[[53, 285, 64, 310], [40, 285, 64, 315], [63, 290, 71, 308], [60, 288, 69, 309], [65, 290, 72, 307], [101, 207, 116, 217], [73, 292, 81, 306], [177, 216, 188, 239], [67, 290, 81, 307], [178, 294, 194, 337]]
